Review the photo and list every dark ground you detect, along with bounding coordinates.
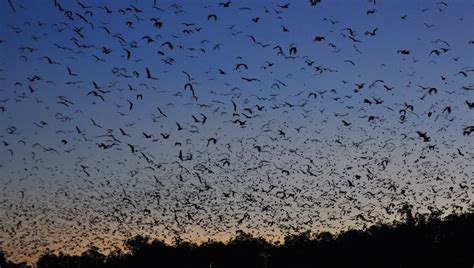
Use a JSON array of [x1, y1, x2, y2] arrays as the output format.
[[2, 204, 473, 268]]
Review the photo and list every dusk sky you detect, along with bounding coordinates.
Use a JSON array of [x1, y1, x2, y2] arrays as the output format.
[[0, 0, 473, 263]]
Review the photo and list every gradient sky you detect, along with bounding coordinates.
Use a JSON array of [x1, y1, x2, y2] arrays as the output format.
[[0, 0, 473, 264]]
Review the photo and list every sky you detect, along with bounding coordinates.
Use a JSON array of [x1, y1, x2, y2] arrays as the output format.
[[0, 0, 473, 264]]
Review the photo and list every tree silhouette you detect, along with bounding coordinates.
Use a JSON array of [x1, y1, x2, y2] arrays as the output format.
[[2, 205, 473, 268]]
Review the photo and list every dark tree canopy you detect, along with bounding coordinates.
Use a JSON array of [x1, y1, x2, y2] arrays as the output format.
[[2, 208, 473, 268]]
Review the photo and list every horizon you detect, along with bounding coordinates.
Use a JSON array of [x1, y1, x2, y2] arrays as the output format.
[[2, 208, 474, 267]]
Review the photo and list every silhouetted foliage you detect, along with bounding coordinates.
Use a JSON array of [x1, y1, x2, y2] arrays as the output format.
[[2, 207, 473, 268]]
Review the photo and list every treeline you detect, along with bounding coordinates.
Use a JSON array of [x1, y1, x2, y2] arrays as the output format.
[[2, 205, 473, 268]]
